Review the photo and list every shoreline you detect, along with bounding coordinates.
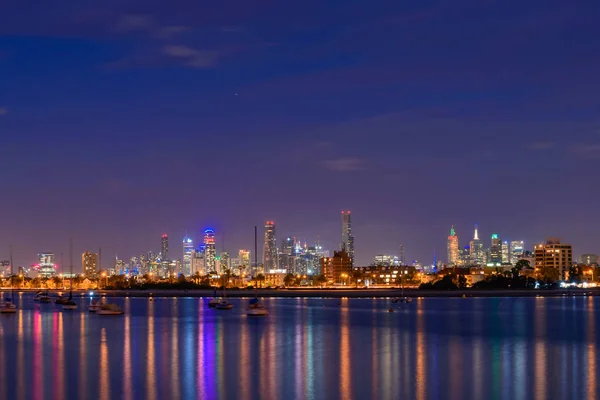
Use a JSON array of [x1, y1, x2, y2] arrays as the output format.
[[7, 288, 599, 298]]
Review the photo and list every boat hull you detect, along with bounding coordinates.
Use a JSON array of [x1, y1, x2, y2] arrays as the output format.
[[96, 310, 124, 315], [215, 303, 233, 310], [63, 304, 78, 310], [247, 308, 269, 316]]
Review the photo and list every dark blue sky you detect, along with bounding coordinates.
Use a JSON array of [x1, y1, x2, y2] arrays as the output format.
[[1, 0, 600, 270]]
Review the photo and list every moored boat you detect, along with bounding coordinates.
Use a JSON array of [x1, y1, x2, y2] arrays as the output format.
[[96, 303, 124, 315], [247, 297, 268, 316], [0, 299, 17, 314], [215, 300, 233, 310]]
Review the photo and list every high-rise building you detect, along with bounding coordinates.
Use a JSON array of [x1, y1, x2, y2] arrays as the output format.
[[161, 234, 169, 261], [81, 251, 98, 278], [321, 250, 352, 284], [191, 249, 205, 275], [501, 241, 509, 264], [469, 225, 484, 266], [488, 234, 502, 265], [278, 237, 296, 273], [534, 238, 573, 279], [36, 252, 56, 278], [447, 225, 459, 266], [204, 229, 216, 272], [220, 252, 230, 271], [182, 236, 194, 276], [510, 241, 525, 265], [340, 211, 355, 265], [263, 221, 278, 272], [239, 250, 250, 270]]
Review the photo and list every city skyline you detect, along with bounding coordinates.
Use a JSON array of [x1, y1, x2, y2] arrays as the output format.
[[2, 2, 600, 274]]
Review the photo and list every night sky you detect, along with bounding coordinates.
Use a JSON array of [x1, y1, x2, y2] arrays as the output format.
[[1, 1, 600, 270]]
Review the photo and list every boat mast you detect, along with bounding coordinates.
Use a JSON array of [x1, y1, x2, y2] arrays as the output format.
[[10, 245, 14, 302]]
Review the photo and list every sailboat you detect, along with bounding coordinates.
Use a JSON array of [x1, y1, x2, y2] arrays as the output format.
[[62, 239, 78, 310], [246, 227, 268, 317], [392, 269, 412, 304], [1, 246, 18, 314], [215, 284, 233, 310]]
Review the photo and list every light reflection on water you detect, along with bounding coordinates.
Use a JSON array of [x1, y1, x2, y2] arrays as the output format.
[[0, 295, 598, 399]]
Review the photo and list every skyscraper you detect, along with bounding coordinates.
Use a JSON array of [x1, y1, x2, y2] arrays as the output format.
[[36, 252, 56, 278], [238, 250, 250, 271], [220, 251, 230, 271], [489, 234, 502, 265], [182, 236, 194, 276], [510, 241, 525, 265], [263, 221, 278, 272], [340, 211, 354, 265], [469, 225, 484, 266], [204, 229, 216, 272], [447, 225, 459, 266], [161, 234, 169, 261], [279, 237, 296, 273], [501, 241, 509, 264], [81, 251, 98, 278]]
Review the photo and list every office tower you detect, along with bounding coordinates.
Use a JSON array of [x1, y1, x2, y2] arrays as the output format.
[[279, 237, 296, 273], [510, 241, 525, 265], [263, 221, 278, 272], [239, 250, 250, 270], [220, 251, 230, 271], [161, 234, 169, 261], [340, 211, 355, 264], [204, 229, 216, 272], [501, 241, 509, 264], [191, 249, 205, 275], [460, 245, 470, 266], [321, 250, 352, 284], [489, 234, 502, 265], [81, 251, 98, 278], [447, 225, 459, 266], [469, 225, 484, 266], [534, 238, 573, 279], [36, 252, 56, 278], [182, 237, 194, 276]]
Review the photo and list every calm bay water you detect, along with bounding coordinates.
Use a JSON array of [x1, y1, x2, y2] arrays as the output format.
[[0, 293, 598, 399]]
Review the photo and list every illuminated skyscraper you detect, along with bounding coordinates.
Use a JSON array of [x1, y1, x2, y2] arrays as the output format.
[[501, 241, 509, 264], [191, 249, 205, 275], [81, 251, 98, 278], [447, 226, 459, 266], [340, 211, 354, 265], [239, 250, 250, 270], [489, 234, 502, 265], [510, 241, 525, 265], [469, 225, 484, 266], [204, 229, 216, 272], [263, 221, 278, 272], [161, 234, 169, 261], [279, 237, 296, 273], [36, 252, 57, 278], [220, 252, 230, 271], [182, 236, 194, 276]]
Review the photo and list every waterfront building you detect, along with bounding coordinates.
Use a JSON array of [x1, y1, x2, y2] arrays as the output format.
[[263, 221, 278, 272], [447, 225, 459, 266], [501, 241, 509, 264], [81, 251, 98, 278], [488, 234, 502, 266], [161, 234, 169, 261], [353, 265, 417, 286], [182, 237, 194, 276], [510, 241, 525, 265], [340, 211, 355, 265], [469, 225, 484, 266], [204, 229, 216, 272], [321, 250, 352, 284], [534, 238, 573, 279]]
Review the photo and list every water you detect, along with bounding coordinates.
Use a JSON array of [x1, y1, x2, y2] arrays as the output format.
[[0, 294, 598, 400]]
